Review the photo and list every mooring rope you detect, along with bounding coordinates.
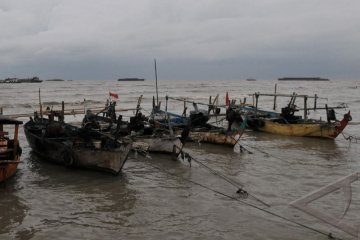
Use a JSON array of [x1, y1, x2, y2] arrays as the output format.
[[182, 151, 271, 207], [144, 160, 341, 240], [341, 132, 360, 143], [206, 116, 226, 126]]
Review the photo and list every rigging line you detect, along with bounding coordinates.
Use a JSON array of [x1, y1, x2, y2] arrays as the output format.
[[238, 140, 285, 161], [341, 132, 360, 143], [190, 155, 243, 188], [188, 154, 270, 208], [207, 117, 226, 125], [145, 160, 340, 240]]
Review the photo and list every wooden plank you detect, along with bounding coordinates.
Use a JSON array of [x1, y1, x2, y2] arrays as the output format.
[[254, 92, 327, 99], [1, 107, 139, 119]]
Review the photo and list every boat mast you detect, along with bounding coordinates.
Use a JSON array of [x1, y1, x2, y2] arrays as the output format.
[[304, 96, 308, 120], [154, 59, 159, 106], [39, 88, 43, 121], [273, 84, 277, 110]]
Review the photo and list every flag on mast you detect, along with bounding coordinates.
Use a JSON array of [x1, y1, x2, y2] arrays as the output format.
[[225, 92, 230, 109], [109, 91, 119, 99]]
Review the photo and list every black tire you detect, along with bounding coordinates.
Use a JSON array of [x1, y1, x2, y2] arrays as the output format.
[[62, 150, 75, 166], [344, 114, 352, 122]]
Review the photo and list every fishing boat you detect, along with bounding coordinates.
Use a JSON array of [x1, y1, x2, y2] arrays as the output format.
[[24, 110, 132, 175], [184, 125, 240, 146], [241, 92, 352, 139], [248, 115, 351, 138], [0, 116, 23, 183], [151, 95, 242, 147], [132, 134, 183, 156], [84, 96, 185, 156]]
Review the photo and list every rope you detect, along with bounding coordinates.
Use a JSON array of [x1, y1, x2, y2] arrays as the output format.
[[144, 160, 341, 240], [207, 116, 226, 125], [228, 134, 284, 161], [341, 132, 360, 143], [184, 152, 270, 207]]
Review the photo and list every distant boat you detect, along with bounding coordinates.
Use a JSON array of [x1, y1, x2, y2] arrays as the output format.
[[0, 77, 42, 83], [17, 77, 43, 83], [46, 79, 65, 82], [246, 78, 256, 81], [118, 78, 145, 81], [278, 77, 329, 81], [0, 78, 20, 83]]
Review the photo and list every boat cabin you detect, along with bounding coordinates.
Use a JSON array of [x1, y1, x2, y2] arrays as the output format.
[[0, 116, 23, 182]]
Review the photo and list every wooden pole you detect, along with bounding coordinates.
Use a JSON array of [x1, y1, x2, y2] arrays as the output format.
[[13, 124, 19, 158], [325, 104, 329, 123], [255, 93, 259, 116], [273, 84, 277, 110], [0, 108, 3, 131], [135, 95, 143, 116], [62, 101, 65, 122], [165, 95, 168, 112], [183, 100, 186, 117], [314, 94, 317, 110], [304, 96, 308, 120], [154, 59, 159, 106], [39, 88, 43, 120]]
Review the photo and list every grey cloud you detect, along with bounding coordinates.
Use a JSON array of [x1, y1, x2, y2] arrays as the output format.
[[0, 0, 359, 80]]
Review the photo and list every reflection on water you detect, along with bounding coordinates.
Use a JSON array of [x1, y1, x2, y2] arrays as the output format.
[[0, 184, 28, 237], [0, 151, 138, 239], [242, 131, 347, 161]]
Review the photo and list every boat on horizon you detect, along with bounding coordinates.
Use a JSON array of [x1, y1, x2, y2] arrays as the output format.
[[46, 79, 65, 82], [118, 78, 145, 81], [278, 77, 329, 81], [0, 77, 43, 83]]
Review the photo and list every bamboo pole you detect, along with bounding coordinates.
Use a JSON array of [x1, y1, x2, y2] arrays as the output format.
[[13, 124, 19, 157], [154, 59, 159, 106], [304, 96, 308, 120], [39, 88, 43, 120], [314, 94, 318, 110], [1, 107, 139, 119], [273, 84, 277, 110]]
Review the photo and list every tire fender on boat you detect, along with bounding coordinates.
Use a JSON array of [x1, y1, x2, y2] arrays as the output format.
[[344, 112, 352, 122], [61, 150, 76, 166]]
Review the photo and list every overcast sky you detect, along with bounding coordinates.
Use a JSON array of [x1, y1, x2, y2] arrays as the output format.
[[0, 0, 359, 80]]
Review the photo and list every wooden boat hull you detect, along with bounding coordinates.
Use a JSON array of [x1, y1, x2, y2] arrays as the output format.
[[187, 131, 239, 146], [0, 158, 19, 183], [24, 122, 132, 175], [133, 137, 183, 155], [255, 114, 350, 139], [0, 116, 22, 183]]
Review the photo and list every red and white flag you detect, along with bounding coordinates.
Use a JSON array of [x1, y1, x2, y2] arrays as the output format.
[[225, 92, 230, 109], [109, 91, 119, 99]]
